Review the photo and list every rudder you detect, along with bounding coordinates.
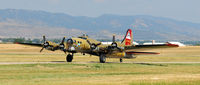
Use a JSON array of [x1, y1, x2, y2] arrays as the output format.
[[121, 29, 133, 46]]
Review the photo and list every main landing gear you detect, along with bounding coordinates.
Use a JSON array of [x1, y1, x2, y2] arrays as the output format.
[[120, 58, 123, 63], [99, 54, 123, 63], [66, 54, 73, 62], [99, 54, 106, 63]]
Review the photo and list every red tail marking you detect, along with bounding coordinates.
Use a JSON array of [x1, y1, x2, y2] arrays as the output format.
[[125, 29, 132, 45]]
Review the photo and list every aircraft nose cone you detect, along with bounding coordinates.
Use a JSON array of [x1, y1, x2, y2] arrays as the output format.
[[67, 39, 73, 45], [44, 42, 49, 47]]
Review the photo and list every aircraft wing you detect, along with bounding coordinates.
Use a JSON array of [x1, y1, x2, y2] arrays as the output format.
[[17, 43, 42, 47], [125, 43, 179, 51]]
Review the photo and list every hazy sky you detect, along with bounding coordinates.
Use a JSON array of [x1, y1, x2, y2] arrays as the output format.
[[0, 0, 199, 23]]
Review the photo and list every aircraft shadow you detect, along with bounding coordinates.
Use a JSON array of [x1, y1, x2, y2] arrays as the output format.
[[51, 61, 66, 63], [49, 61, 167, 67], [135, 63, 168, 67]]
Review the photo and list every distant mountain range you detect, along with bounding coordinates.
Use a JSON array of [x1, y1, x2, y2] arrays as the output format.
[[0, 9, 200, 40]]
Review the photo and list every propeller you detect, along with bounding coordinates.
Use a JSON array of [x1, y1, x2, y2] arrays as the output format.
[[39, 36, 70, 53], [111, 34, 117, 47], [59, 37, 66, 53], [87, 40, 101, 50], [40, 35, 49, 52], [108, 34, 122, 51], [112, 34, 115, 43]]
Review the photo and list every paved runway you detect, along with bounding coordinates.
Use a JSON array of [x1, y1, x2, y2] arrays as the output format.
[[0, 61, 200, 65]]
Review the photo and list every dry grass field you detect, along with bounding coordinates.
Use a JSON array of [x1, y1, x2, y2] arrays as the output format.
[[0, 44, 200, 85]]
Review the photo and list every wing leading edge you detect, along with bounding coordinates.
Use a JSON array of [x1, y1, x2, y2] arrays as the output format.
[[17, 43, 42, 47]]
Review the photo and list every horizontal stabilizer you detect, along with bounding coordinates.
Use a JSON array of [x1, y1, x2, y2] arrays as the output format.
[[126, 51, 160, 55], [125, 43, 179, 51]]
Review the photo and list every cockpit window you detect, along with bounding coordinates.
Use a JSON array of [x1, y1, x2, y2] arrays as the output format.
[[78, 34, 88, 40], [78, 37, 87, 40]]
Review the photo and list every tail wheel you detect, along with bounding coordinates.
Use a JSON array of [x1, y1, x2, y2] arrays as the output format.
[[99, 54, 106, 63], [66, 54, 73, 62]]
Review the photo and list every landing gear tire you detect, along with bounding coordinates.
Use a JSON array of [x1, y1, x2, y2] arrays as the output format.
[[99, 54, 106, 63], [66, 54, 73, 62], [120, 58, 123, 63]]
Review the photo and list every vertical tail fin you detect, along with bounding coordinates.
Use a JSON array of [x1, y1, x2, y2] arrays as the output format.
[[121, 29, 133, 46]]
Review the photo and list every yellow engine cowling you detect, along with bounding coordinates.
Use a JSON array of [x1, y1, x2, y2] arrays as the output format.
[[45, 41, 59, 51], [47, 41, 58, 47]]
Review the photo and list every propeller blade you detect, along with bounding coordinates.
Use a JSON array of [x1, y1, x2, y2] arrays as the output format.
[[112, 34, 116, 43], [43, 35, 46, 43], [97, 43, 101, 46], [40, 47, 44, 52], [40, 36, 48, 52], [63, 49, 67, 54], [59, 37, 66, 53], [61, 37, 66, 44], [87, 40, 92, 45]]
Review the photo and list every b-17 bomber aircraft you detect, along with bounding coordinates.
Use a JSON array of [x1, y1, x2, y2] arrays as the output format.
[[19, 29, 179, 63]]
